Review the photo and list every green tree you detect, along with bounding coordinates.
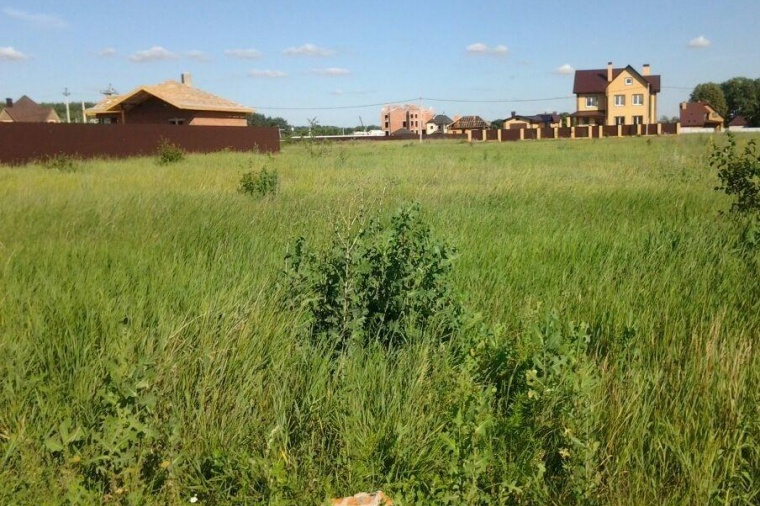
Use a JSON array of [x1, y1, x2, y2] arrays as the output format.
[[689, 82, 728, 119], [720, 77, 760, 124], [247, 112, 290, 131]]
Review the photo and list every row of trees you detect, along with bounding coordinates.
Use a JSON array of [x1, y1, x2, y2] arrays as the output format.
[[690, 77, 760, 126], [247, 113, 379, 136]]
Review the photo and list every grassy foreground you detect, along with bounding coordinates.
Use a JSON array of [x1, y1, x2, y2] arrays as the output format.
[[0, 136, 758, 504]]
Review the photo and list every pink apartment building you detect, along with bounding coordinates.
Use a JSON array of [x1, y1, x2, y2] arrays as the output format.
[[380, 104, 435, 135]]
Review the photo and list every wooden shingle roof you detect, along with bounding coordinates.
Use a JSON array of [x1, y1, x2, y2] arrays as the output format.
[[449, 115, 489, 129], [86, 80, 253, 116]]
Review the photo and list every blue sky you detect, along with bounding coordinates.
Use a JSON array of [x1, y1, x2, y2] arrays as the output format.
[[1, 1, 758, 126]]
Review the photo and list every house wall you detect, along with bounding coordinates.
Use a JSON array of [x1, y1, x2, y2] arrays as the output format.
[[114, 97, 247, 126], [605, 70, 655, 126], [575, 93, 606, 124]]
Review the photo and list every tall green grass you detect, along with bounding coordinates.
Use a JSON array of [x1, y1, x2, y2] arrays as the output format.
[[0, 136, 757, 504]]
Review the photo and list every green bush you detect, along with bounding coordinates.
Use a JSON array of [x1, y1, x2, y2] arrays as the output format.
[[282, 203, 462, 350], [155, 139, 185, 165], [711, 133, 760, 215], [43, 154, 80, 172], [710, 133, 760, 248], [238, 167, 279, 198]]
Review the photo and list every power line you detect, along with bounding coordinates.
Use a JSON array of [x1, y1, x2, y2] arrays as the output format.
[[251, 94, 573, 111]]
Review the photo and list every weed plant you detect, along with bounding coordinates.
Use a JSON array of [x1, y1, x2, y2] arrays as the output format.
[[0, 136, 758, 504]]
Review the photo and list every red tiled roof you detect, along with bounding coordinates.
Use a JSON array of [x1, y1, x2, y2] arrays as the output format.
[[729, 115, 747, 127], [573, 66, 660, 94]]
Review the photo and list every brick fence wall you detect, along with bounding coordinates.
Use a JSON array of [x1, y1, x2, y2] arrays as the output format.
[[0, 123, 279, 165]]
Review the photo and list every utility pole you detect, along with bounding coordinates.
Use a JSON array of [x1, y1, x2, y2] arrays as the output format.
[[63, 87, 71, 123], [81, 101, 86, 123], [419, 97, 423, 144]]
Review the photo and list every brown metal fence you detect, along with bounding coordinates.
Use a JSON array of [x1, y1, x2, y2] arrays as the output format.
[[501, 129, 521, 141], [0, 123, 280, 165], [540, 127, 555, 139], [485, 129, 499, 141], [558, 127, 573, 139]]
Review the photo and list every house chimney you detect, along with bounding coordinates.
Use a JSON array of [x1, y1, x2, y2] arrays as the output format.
[[511, 111, 516, 117], [607, 62, 613, 82], [181, 72, 192, 87], [642, 63, 650, 76], [5, 98, 12, 107], [680, 102, 687, 110]]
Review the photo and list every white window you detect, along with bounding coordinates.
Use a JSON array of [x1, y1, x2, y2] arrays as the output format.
[[633, 94, 644, 106], [615, 116, 625, 125], [633, 116, 643, 125], [614, 95, 625, 107], [585, 96, 598, 108], [625, 77, 633, 85]]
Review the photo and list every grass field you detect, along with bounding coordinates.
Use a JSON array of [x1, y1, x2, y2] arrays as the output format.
[[1, 136, 758, 504]]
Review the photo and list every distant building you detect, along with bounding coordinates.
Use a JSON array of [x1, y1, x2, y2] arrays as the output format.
[[447, 115, 490, 135], [426, 114, 454, 135], [503, 111, 562, 129], [570, 62, 660, 126], [86, 73, 253, 126], [380, 104, 435, 136], [0, 96, 60, 123], [679, 101, 724, 130], [728, 115, 748, 129]]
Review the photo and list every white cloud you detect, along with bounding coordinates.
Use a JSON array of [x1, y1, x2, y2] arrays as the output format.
[[129, 46, 179, 62], [554, 64, 575, 75], [0, 46, 29, 61], [2, 7, 67, 29], [248, 69, 287, 78], [284, 43, 335, 57], [466, 42, 508, 56], [186, 50, 209, 61], [225, 48, 263, 59], [97, 47, 117, 57], [688, 35, 711, 48], [309, 67, 350, 76]]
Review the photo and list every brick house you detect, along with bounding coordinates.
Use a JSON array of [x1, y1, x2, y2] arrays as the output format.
[[570, 63, 660, 126], [0, 96, 60, 123], [86, 73, 253, 126], [679, 101, 724, 130], [380, 104, 435, 136]]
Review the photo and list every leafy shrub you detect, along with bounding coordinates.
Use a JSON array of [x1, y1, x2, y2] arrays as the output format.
[[711, 133, 760, 215], [155, 139, 185, 165], [710, 133, 760, 248], [43, 154, 80, 172], [239, 167, 279, 198], [282, 203, 462, 350]]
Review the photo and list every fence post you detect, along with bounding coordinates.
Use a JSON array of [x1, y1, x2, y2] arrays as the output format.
[[536, 127, 541, 140], [617, 125, 622, 137], [657, 123, 662, 135], [598, 125, 603, 138], [519, 128, 525, 141], [497, 129, 502, 142], [571, 127, 575, 139], [467, 130, 472, 142]]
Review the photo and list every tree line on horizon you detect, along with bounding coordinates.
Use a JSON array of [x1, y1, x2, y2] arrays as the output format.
[[689, 76, 760, 126]]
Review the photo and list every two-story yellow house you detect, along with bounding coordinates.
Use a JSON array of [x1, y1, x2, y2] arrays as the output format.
[[570, 63, 660, 126]]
